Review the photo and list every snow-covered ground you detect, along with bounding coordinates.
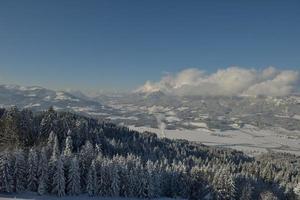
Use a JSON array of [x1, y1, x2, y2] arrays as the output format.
[[0, 193, 179, 200], [129, 125, 300, 156]]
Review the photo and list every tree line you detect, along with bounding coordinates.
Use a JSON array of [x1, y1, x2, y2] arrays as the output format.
[[0, 107, 299, 199]]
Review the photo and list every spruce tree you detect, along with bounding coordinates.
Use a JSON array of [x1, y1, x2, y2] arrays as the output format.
[[79, 140, 94, 191], [13, 149, 27, 193], [110, 164, 120, 197], [52, 155, 65, 197], [146, 160, 156, 198], [294, 182, 300, 199], [240, 182, 252, 200], [28, 148, 38, 192], [0, 150, 13, 193], [228, 175, 237, 200], [63, 130, 73, 158], [37, 147, 48, 195], [188, 167, 208, 200], [86, 160, 97, 196], [67, 156, 81, 195], [51, 134, 60, 162]]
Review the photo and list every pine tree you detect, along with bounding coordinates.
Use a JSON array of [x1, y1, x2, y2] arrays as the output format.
[[40, 108, 56, 139], [146, 160, 156, 198], [47, 131, 55, 149], [294, 182, 300, 199], [98, 161, 109, 196], [13, 149, 27, 193], [86, 160, 97, 196], [51, 134, 60, 162], [240, 182, 252, 200], [259, 190, 279, 200], [0, 150, 13, 193], [137, 167, 147, 198], [67, 156, 81, 195], [79, 140, 94, 191], [0, 107, 20, 147], [110, 163, 120, 197], [188, 167, 208, 200], [127, 167, 136, 197], [48, 134, 60, 192], [152, 163, 162, 197], [63, 130, 73, 158], [214, 168, 233, 200], [261, 163, 274, 184], [52, 155, 65, 197], [28, 148, 38, 192], [37, 147, 48, 195], [228, 175, 237, 200]]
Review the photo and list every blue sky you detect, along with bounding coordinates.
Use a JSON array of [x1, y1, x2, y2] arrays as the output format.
[[0, 0, 299, 92]]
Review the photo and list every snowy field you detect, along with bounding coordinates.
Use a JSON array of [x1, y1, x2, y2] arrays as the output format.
[[0, 193, 179, 200], [129, 125, 300, 156]]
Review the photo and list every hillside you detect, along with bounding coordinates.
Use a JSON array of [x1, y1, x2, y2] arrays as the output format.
[[0, 108, 299, 199]]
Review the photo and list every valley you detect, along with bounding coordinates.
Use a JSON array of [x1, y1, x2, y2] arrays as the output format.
[[1, 84, 300, 156]]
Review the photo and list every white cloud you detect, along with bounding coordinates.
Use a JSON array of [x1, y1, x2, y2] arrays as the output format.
[[136, 67, 299, 96]]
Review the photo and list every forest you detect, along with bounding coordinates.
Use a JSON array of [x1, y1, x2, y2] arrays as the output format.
[[0, 107, 300, 200]]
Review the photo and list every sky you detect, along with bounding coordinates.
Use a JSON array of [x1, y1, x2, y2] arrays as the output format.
[[0, 0, 299, 93]]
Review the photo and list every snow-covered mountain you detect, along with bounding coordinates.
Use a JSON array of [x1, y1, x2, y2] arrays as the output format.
[[0, 84, 112, 117], [1, 84, 300, 155], [94, 91, 300, 130], [2, 84, 300, 132]]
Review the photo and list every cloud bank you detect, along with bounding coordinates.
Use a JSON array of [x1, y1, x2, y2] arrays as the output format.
[[136, 67, 299, 96]]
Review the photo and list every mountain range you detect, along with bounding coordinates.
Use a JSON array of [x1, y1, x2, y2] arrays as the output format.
[[1, 83, 300, 155]]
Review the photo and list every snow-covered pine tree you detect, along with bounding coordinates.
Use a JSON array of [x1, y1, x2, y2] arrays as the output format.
[[118, 163, 128, 197], [51, 134, 60, 162], [137, 166, 147, 198], [62, 132, 73, 190], [126, 167, 136, 197], [213, 168, 233, 200], [86, 167, 94, 196], [261, 163, 274, 184], [0, 107, 20, 147], [79, 140, 94, 191], [40, 107, 55, 139], [47, 131, 55, 152], [294, 182, 300, 199], [48, 133, 60, 192], [13, 149, 27, 193], [63, 130, 73, 158], [110, 162, 120, 197], [86, 159, 97, 196], [161, 165, 173, 197], [0, 150, 13, 193], [95, 143, 102, 155], [122, 154, 136, 197], [47, 131, 55, 145], [259, 190, 279, 200], [146, 160, 156, 198], [52, 155, 65, 197], [67, 156, 81, 195], [188, 166, 208, 200], [37, 147, 48, 195], [28, 148, 38, 192], [153, 162, 162, 197], [228, 175, 237, 200], [98, 161, 109, 196], [240, 182, 252, 200]]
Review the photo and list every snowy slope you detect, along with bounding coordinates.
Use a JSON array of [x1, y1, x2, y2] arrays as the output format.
[[129, 125, 300, 156]]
